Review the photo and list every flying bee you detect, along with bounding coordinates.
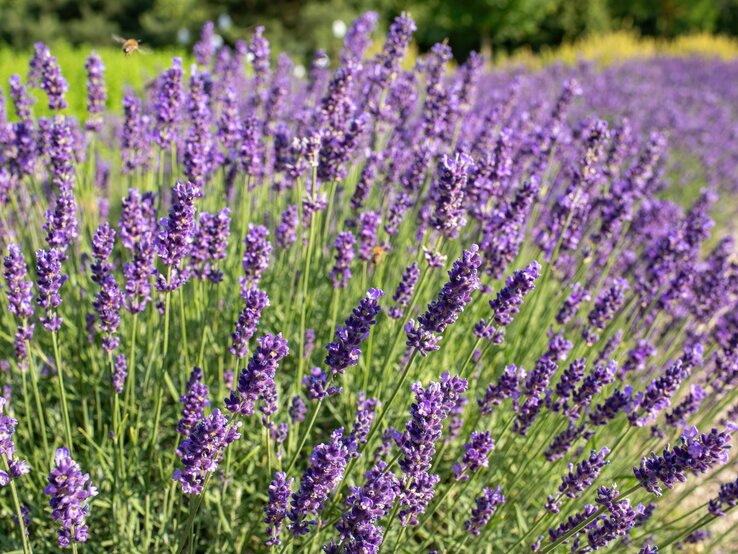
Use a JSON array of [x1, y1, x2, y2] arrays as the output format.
[[113, 35, 148, 56], [370, 245, 386, 269]]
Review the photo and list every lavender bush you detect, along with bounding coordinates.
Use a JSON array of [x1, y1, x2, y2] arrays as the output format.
[[0, 15, 737, 554]]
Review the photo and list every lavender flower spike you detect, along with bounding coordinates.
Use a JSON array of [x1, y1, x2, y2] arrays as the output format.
[[177, 366, 210, 437], [330, 231, 356, 288], [0, 397, 30, 487], [389, 262, 420, 319], [84, 52, 106, 131], [265, 471, 293, 546], [173, 409, 241, 495], [225, 333, 289, 417], [230, 288, 270, 358], [558, 447, 610, 498], [406, 245, 481, 355], [475, 260, 541, 344], [289, 428, 351, 535], [430, 153, 472, 238], [326, 288, 384, 375], [453, 431, 495, 480], [36, 249, 67, 331], [45, 447, 98, 547], [465, 487, 505, 536]]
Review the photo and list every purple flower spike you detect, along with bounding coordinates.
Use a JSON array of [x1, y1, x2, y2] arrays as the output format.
[[289, 396, 307, 424], [430, 153, 472, 238], [225, 334, 289, 417], [389, 262, 420, 319], [230, 288, 270, 358], [330, 460, 400, 553], [36, 249, 67, 331], [84, 52, 106, 131], [33, 43, 68, 111], [465, 487, 505, 536], [583, 278, 629, 345], [330, 231, 356, 288], [476, 260, 540, 344], [0, 397, 30, 486], [184, 66, 212, 196], [155, 58, 184, 147], [558, 447, 611, 498], [708, 475, 738, 517], [265, 471, 293, 546], [241, 224, 272, 289], [4, 244, 34, 320], [629, 360, 689, 427], [289, 428, 350, 536], [275, 205, 299, 249], [478, 364, 526, 415], [325, 288, 384, 375], [453, 431, 495, 480], [177, 366, 210, 436], [407, 245, 481, 355], [45, 447, 98, 547], [634, 425, 734, 496], [358, 212, 381, 262], [112, 354, 127, 395], [556, 283, 591, 326], [173, 409, 241, 495]]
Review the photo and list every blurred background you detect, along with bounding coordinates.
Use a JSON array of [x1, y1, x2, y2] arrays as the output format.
[[1, 0, 738, 62]]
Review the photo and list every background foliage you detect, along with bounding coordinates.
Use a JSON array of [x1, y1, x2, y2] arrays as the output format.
[[1, 0, 738, 61]]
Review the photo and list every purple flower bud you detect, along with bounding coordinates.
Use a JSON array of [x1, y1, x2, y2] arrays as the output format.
[[121, 91, 150, 173]]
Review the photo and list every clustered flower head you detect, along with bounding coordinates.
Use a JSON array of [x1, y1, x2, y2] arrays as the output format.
[[174, 409, 240, 495], [45, 447, 98, 547], [406, 245, 481, 355], [0, 397, 30, 487]]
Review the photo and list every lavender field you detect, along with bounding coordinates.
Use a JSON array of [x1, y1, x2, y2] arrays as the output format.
[[2, 12, 738, 554]]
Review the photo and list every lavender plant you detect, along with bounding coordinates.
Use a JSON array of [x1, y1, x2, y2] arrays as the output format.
[[0, 15, 737, 554]]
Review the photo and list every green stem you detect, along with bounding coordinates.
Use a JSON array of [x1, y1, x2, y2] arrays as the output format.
[[52, 330, 74, 452]]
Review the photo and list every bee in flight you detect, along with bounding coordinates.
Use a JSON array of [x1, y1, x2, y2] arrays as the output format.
[[370, 245, 387, 269], [113, 35, 148, 56]]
